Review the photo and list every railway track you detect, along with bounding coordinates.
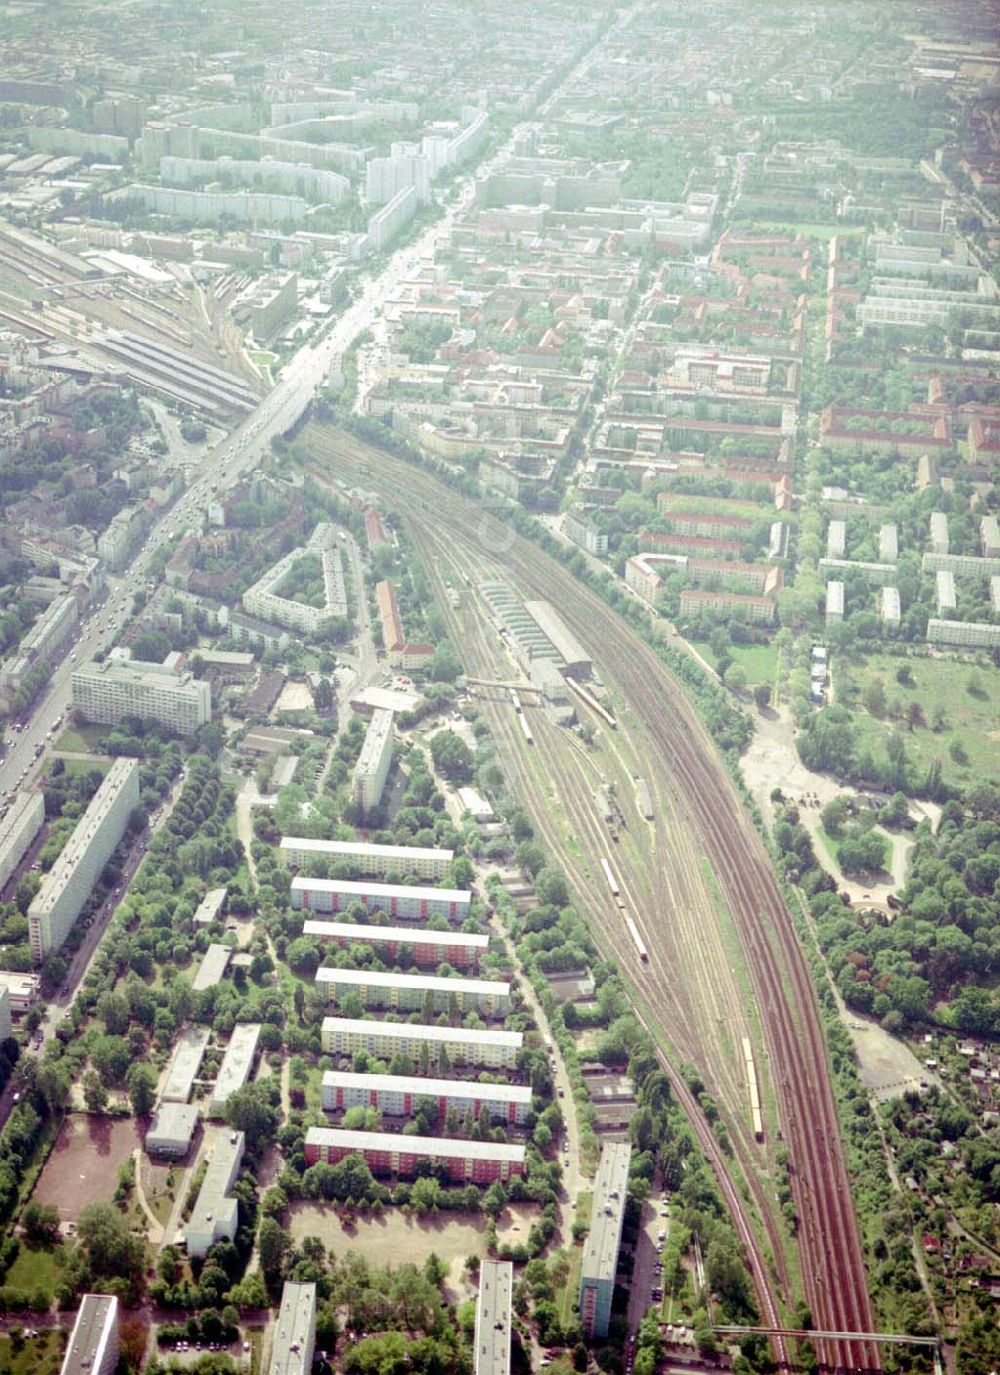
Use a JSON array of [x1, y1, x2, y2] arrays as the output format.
[[306, 426, 878, 1370]]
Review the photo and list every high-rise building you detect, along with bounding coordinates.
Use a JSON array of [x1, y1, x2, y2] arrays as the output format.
[[71, 660, 211, 736], [579, 1142, 631, 1338], [28, 759, 139, 963], [0, 791, 44, 892], [474, 1260, 513, 1375], [267, 1281, 317, 1375], [60, 1295, 119, 1375], [353, 708, 394, 811]]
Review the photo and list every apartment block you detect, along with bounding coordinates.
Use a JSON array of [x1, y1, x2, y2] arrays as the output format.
[[826, 519, 846, 558], [304, 1127, 525, 1184], [926, 619, 1000, 650], [280, 837, 453, 880], [268, 1281, 317, 1375], [316, 967, 510, 1017], [60, 1295, 119, 1375], [879, 523, 898, 563], [321, 1070, 531, 1125], [825, 580, 844, 626], [353, 708, 394, 811], [922, 552, 1000, 581], [242, 534, 347, 634], [291, 875, 471, 924], [303, 917, 486, 968], [881, 586, 901, 629], [579, 1143, 632, 1339], [678, 588, 776, 624], [981, 514, 1000, 559], [929, 511, 950, 555], [28, 759, 138, 962], [184, 1128, 245, 1258], [321, 1016, 522, 1069], [0, 791, 44, 892], [475, 1261, 513, 1375], [208, 1023, 262, 1117], [71, 660, 211, 736], [564, 508, 609, 557], [936, 570, 957, 613], [160, 1026, 212, 1104]]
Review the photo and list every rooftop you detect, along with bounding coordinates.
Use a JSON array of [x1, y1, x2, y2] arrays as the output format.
[[322, 1070, 531, 1104], [292, 876, 470, 904], [323, 1016, 522, 1049], [303, 918, 486, 950], [281, 837, 454, 863], [305, 1126, 526, 1163], [475, 1260, 512, 1375], [268, 1281, 317, 1375], [191, 942, 232, 991], [60, 1294, 118, 1375], [582, 1142, 632, 1284], [211, 1023, 262, 1108], [315, 968, 508, 997]]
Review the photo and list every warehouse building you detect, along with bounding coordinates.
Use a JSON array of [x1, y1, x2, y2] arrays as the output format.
[[0, 791, 44, 892], [304, 1127, 525, 1183], [321, 1016, 522, 1069], [60, 1294, 119, 1375], [184, 1128, 245, 1257], [267, 1281, 317, 1375], [280, 837, 453, 880], [291, 875, 471, 924], [474, 1260, 513, 1375], [71, 660, 211, 736], [304, 917, 486, 969], [160, 1025, 212, 1103], [193, 888, 228, 927], [192, 942, 232, 992], [316, 967, 510, 1017], [321, 1070, 532, 1125], [208, 1023, 262, 1117], [146, 1102, 199, 1158], [28, 759, 139, 963], [352, 708, 394, 812], [579, 1142, 632, 1338]]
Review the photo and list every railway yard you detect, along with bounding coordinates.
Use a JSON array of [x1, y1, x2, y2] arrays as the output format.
[[304, 421, 880, 1371]]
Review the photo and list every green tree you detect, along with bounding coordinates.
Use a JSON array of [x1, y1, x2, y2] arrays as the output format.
[[127, 1063, 156, 1117]]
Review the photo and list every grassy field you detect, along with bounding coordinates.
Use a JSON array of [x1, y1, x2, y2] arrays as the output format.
[[699, 641, 779, 691], [836, 652, 1000, 786], [0, 1332, 65, 1374], [53, 724, 107, 756], [4, 1241, 63, 1299], [735, 219, 862, 240]]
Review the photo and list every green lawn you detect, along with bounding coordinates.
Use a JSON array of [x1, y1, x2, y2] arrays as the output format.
[[0, 1330, 65, 1373], [836, 652, 1000, 785], [5, 1242, 62, 1300], [735, 219, 862, 240], [53, 725, 107, 756], [699, 641, 779, 690]]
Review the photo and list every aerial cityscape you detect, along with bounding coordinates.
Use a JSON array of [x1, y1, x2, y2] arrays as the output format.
[[0, 1, 998, 1373]]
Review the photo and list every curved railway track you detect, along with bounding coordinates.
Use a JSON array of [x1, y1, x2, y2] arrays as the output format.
[[308, 428, 878, 1370]]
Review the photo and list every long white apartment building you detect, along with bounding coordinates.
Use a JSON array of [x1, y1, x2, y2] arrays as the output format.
[[291, 874, 471, 924], [60, 1294, 119, 1375], [268, 1281, 317, 1375], [242, 527, 347, 634], [321, 1016, 522, 1069], [208, 1022, 262, 1117], [281, 836, 453, 880], [927, 618, 1000, 650], [316, 966, 510, 1017], [475, 1260, 513, 1375], [71, 659, 211, 737], [321, 1070, 532, 1125], [184, 1128, 245, 1257], [0, 790, 44, 891], [303, 917, 486, 969], [353, 708, 394, 811], [28, 759, 139, 962]]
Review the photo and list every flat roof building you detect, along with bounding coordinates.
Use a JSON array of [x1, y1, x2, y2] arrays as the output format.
[[0, 986, 11, 1044], [304, 1127, 525, 1183], [60, 1294, 119, 1375], [193, 888, 228, 927], [0, 791, 44, 893], [303, 917, 487, 969], [208, 1023, 262, 1117], [523, 599, 591, 679], [580, 1142, 632, 1339], [192, 942, 232, 992], [291, 875, 471, 924], [927, 618, 1000, 650], [936, 569, 957, 612], [316, 966, 510, 1017], [827, 519, 846, 558], [929, 511, 950, 555], [475, 1260, 513, 1375], [879, 523, 898, 563], [321, 1016, 522, 1069], [353, 708, 394, 812], [825, 580, 844, 626], [28, 759, 138, 963], [321, 1070, 532, 1125], [146, 1102, 199, 1157], [160, 1025, 212, 1104], [881, 586, 901, 629], [281, 836, 453, 880], [267, 1281, 317, 1375], [71, 660, 211, 736], [0, 972, 39, 1012], [184, 1128, 245, 1258]]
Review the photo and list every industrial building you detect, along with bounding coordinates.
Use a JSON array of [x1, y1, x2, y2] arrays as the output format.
[[192, 942, 232, 992], [304, 1127, 525, 1183], [291, 875, 471, 924], [193, 888, 228, 927], [316, 967, 510, 1017], [321, 1016, 522, 1069], [280, 837, 453, 880], [160, 1025, 212, 1103], [303, 917, 486, 969], [579, 1142, 632, 1339], [478, 581, 592, 678], [60, 1294, 119, 1375], [184, 1128, 245, 1257], [321, 1070, 532, 1125], [71, 660, 211, 736], [474, 1260, 513, 1375], [267, 1281, 317, 1375], [146, 1102, 199, 1158], [28, 759, 139, 962], [208, 1023, 262, 1117], [353, 708, 394, 811], [0, 790, 44, 892]]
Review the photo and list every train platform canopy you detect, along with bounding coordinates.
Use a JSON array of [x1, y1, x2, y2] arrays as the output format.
[[523, 600, 592, 679]]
